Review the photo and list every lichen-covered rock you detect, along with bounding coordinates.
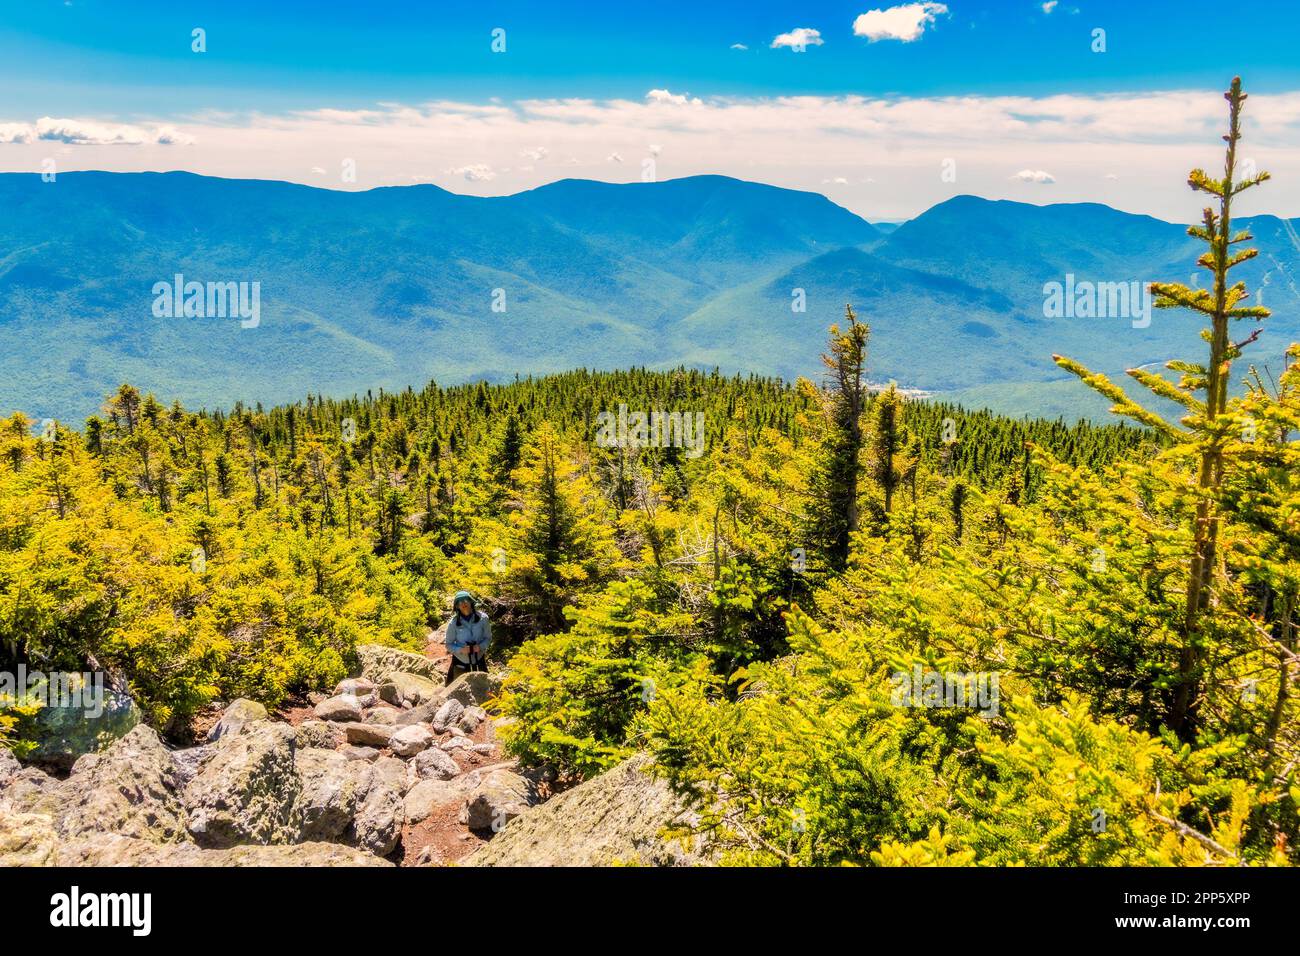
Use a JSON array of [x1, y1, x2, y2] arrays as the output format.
[[459, 706, 487, 734], [61, 725, 188, 843], [0, 811, 58, 865], [206, 698, 268, 742], [441, 672, 500, 708], [342, 745, 380, 762], [355, 644, 439, 684], [462, 754, 713, 867], [295, 720, 345, 750], [351, 756, 405, 856], [183, 722, 301, 848], [0, 747, 20, 783], [334, 677, 376, 698], [363, 707, 399, 726], [404, 773, 481, 825], [296, 748, 365, 842], [171, 744, 217, 787]]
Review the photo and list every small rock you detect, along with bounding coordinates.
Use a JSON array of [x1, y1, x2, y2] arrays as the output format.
[[344, 724, 395, 748], [411, 747, 461, 781], [364, 707, 399, 726], [341, 745, 380, 762], [314, 695, 364, 723], [460, 770, 537, 832], [458, 706, 487, 733], [432, 699, 465, 733], [389, 725, 434, 758], [404, 774, 480, 825], [334, 677, 376, 698], [440, 737, 474, 752], [379, 671, 442, 707], [295, 720, 345, 751]]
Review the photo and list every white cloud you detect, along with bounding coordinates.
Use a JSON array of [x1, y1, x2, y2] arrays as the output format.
[[1011, 168, 1056, 183], [1041, 1, 1058, 13], [852, 3, 949, 42], [730, 43, 748, 50], [310, 165, 326, 175], [822, 176, 849, 184], [771, 28, 824, 51], [648, 143, 663, 156], [520, 145, 548, 161], [9, 88, 1300, 219], [1104, 172, 1119, 180], [646, 89, 700, 106], [446, 163, 496, 181], [0, 117, 195, 146]]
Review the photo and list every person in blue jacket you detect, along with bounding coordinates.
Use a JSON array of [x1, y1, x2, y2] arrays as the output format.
[[444, 590, 491, 684]]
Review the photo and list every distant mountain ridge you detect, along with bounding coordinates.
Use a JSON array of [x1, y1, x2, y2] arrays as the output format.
[[0, 171, 1296, 422]]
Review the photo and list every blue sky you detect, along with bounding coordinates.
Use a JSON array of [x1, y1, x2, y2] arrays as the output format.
[[3, 1, 1299, 219]]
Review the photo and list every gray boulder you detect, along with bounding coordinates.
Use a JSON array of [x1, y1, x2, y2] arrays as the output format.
[[314, 694, 364, 722], [183, 722, 302, 848], [26, 681, 141, 770], [334, 677, 377, 698], [460, 769, 537, 832], [378, 671, 442, 707], [341, 745, 380, 762], [351, 757, 405, 856], [0, 747, 20, 783], [388, 724, 434, 758], [296, 748, 365, 842], [355, 644, 439, 684], [410, 746, 460, 782], [403, 771, 483, 825], [432, 698, 465, 733], [206, 698, 268, 742], [61, 725, 189, 843]]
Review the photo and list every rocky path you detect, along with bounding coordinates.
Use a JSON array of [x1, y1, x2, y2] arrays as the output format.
[[0, 632, 709, 867]]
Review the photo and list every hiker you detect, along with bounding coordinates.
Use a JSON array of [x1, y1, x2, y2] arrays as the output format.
[[444, 590, 491, 685]]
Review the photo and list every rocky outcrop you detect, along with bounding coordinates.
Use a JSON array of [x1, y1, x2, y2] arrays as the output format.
[[355, 644, 439, 684], [462, 755, 713, 867], [61, 725, 189, 843], [183, 722, 302, 848]]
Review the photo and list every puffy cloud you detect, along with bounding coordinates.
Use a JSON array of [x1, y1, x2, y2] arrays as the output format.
[[646, 89, 700, 106], [1041, 1, 1058, 12], [852, 3, 949, 42], [1011, 168, 1056, 183], [0, 117, 195, 146], [520, 145, 548, 161], [730, 43, 748, 50], [771, 28, 824, 51], [446, 163, 496, 181]]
